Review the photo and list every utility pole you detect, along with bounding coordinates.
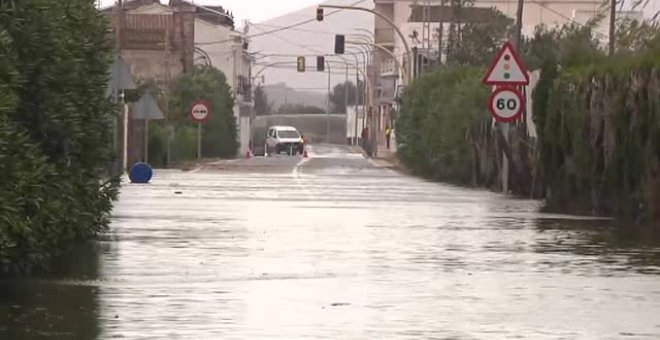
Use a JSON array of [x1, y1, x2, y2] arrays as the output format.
[[609, 0, 616, 56], [514, 0, 524, 46], [438, 0, 445, 65], [326, 59, 331, 143], [165, 27, 172, 167], [344, 65, 349, 115], [499, 0, 525, 195], [355, 69, 360, 145], [115, 0, 125, 174]]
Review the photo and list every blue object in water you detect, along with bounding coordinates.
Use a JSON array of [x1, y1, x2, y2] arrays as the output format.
[[129, 162, 153, 184]]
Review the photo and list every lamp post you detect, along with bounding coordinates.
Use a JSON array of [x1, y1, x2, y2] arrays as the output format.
[[348, 41, 406, 84], [319, 4, 411, 84]]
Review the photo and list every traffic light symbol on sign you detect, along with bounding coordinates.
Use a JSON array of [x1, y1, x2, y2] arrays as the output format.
[[297, 56, 305, 72], [316, 8, 324, 21], [317, 56, 325, 72], [334, 34, 345, 54]]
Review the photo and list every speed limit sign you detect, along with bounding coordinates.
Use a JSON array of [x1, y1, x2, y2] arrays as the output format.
[[487, 87, 525, 123], [189, 100, 211, 122]]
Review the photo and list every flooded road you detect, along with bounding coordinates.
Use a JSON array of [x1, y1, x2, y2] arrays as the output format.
[[2, 144, 660, 339]]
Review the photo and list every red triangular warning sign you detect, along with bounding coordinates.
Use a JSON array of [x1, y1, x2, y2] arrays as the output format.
[[482, 42, 529, 86]]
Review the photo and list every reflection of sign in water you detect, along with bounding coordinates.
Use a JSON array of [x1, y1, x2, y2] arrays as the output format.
[[488, 87, 524, 123], [189, 101, 211, 122]]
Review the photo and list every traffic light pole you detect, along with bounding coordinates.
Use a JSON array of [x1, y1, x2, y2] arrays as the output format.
[[326, 58, 372, 145], [326, 59, 331, 143], [319, 4, 411, 85], [347, 41, 407, 84]]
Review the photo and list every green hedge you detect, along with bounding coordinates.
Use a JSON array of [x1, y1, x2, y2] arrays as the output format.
[[146, 66, 238, 167], [0, 1, 118, 274], [535, 53, 660, 220], [397, 67, 497, 186]]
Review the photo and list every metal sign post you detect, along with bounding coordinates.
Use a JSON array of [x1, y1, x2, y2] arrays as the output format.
[[189, 100, 211, 161], [197, 122, 202, 160], [483, 42, 530, 195]]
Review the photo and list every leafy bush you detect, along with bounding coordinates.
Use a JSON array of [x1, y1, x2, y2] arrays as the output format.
[[397, 67, 495, 185], [536, 53, 660, 221], [169, 66, 238, 159], [0, 1, 118, 274]]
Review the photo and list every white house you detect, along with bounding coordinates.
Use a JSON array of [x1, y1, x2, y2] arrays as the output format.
[[192, 4, 254, 156]]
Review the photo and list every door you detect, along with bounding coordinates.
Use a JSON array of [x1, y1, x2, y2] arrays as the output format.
[[266, 128, 276, 148]]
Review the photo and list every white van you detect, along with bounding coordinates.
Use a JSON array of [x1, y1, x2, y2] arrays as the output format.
[[265, 126, 304, 156]]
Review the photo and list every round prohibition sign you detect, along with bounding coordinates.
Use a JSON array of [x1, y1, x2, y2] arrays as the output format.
[[189, 100, 211, 122], [488, 87, 525, 123]]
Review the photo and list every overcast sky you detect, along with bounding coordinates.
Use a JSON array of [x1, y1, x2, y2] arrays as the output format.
[[100, 0, 324, 24]]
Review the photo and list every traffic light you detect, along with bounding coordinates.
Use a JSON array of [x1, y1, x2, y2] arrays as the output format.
[[317, 56, 325, 72], [316, 7, 324, 21], [297, 56, 305, 72], [334, 34, 345, 54]]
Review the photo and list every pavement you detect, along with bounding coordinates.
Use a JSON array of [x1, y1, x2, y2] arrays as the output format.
[[2, 143, 660, 339]]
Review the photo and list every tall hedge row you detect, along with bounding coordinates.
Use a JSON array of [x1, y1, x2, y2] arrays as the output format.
[[396, 67, 499, 186], [0, 1, 118, 274], [535, 56, 660, 220], [396, 51, 660, 222]]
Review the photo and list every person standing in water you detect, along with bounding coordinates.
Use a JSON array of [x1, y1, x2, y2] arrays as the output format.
[[385, 125, 392, 150]]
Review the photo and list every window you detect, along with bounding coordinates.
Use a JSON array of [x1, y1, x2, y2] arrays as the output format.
[[277, 130, 300, 139]]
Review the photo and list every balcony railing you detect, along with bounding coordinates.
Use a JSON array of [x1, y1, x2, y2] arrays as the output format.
[[379, 59, 398, 77]]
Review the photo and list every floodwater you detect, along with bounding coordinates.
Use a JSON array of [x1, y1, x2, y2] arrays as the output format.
[[2, 145, 660, 339]]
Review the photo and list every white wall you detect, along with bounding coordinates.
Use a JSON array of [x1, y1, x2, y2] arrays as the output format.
[[381, 0, 606, 72], [195, 20, 254, 156], [346, 105, 366, 140], [195, 20, 236, 89]]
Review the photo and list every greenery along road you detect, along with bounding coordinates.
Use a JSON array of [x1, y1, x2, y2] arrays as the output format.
[[0, 1, 118, 274], [396, 7, 660, 223]]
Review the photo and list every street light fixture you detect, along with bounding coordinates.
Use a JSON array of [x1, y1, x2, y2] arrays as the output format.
[[317, 4, 412, 85], [348, 41, 406, 84]]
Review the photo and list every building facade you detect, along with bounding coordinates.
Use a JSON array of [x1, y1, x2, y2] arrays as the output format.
[[104, 0, 253, 159], [189, 3, 254, 156]]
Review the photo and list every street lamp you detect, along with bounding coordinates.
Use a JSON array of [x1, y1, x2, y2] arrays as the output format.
[[347, 41, 407, 83], [318, 4, 412, 85], [350, 32, 374, 44], [354, 28, 375, 40]]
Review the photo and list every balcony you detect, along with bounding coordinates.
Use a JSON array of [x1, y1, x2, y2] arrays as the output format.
[[379, 59, 399, 78], [375, 28, 395, 46]]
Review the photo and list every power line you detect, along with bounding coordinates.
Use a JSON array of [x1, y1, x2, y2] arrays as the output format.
[[251, 22, 339, 36], [250, 21, 327, 55], [196, 0, 368, 46]]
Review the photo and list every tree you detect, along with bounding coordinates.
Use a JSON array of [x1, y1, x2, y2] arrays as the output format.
[[169, 66, 238, 158], [615, 18, 660, 56], [254, 85, 273, 115], [448, 8, 514, 67], [328, 81, 364, 113], [521, 20, 605, 70], [0, 0, 119, 273]]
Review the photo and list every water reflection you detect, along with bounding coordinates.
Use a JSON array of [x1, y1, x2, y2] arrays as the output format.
[[2, 152, 660, 338], [534, 219, 660, 275], [0, 243, 102, 340]]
